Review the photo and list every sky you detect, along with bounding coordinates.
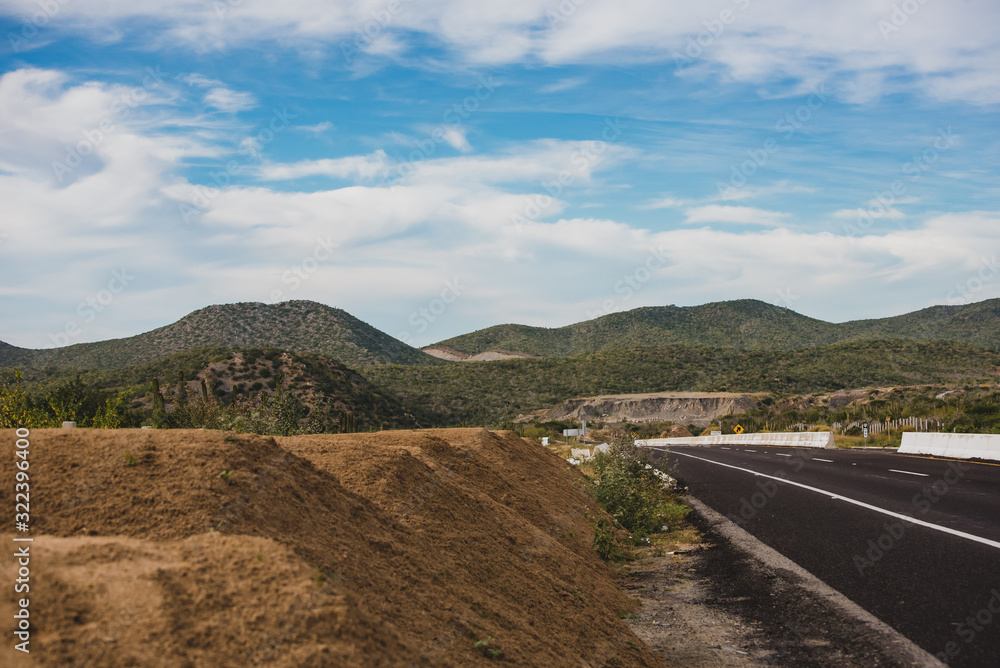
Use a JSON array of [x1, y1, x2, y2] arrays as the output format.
[[1, 0, 999, 349]]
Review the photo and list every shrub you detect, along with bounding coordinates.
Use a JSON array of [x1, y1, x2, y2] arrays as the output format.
[[591, 431, 685, 544]]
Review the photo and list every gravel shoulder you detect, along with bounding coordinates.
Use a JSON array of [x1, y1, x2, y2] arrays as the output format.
[[622, 496, 943, 667]]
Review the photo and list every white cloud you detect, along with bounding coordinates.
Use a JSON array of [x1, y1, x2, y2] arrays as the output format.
[[442, 126, 472, 152], [684, 205, 791, 226], [256, 151, 392, 181], [540, 76, 588, 93], [204, 87, 257, 112], [180, 74, 222, 88], [833, 207, 905, 220], [639, 196, 689, 210], [3, 66, 1000, 348], [296, 121, 333, 134], [1, 1, 998, 103], [717, 181, 817, 202]]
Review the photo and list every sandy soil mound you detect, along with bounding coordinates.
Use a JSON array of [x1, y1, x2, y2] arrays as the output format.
[[2, 428, 660, 667]]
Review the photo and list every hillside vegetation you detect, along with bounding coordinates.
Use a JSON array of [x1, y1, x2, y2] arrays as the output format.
[[432, 298, 1000, 357], [1, 346, 418, 432], [4, 298, 1000, 431], [365, 340, 1000, 426], [6, 340, 998, 431], [0, 300, 437, 371]]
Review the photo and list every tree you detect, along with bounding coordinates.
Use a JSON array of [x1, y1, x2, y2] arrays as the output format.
[[0, 370, 51, 428]]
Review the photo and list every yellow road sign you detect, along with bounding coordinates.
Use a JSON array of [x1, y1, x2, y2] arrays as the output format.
[[734, 425, 744, 434]]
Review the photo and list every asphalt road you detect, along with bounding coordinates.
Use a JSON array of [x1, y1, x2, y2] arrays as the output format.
[[653, 444, 1000, 667]]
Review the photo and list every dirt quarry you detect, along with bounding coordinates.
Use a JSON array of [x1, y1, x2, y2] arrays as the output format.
[[1, 428, 661, 667], [541, 393, 759, 427], [421, 346, 538, 362]]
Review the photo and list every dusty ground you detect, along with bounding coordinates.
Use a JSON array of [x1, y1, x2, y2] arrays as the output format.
[[1, 427, 660, 667], [622, 505, 937, 667]]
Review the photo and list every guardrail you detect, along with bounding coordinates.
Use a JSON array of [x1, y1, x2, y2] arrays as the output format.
[[899, 432, 1000, 461], [637, 432, 836, 449]]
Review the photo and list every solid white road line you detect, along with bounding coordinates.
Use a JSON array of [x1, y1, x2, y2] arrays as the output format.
[[889, 469, 929, 477], [669, 450, 1000, 551]]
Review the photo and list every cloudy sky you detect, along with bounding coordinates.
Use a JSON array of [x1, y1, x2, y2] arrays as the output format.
[[1, 0, 999, 349]]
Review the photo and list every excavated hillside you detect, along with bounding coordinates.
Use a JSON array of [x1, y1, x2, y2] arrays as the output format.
[[543, 392, 759, 427], [1, 428, 660, 667]]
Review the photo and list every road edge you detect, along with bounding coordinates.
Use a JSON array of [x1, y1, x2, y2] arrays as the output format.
[[686, 495, 946, 668]]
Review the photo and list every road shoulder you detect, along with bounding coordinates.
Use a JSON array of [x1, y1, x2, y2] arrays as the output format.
[[623, 495, 944, 667]]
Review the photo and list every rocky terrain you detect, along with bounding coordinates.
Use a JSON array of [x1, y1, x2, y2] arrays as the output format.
[[541, 392, 760, 427]]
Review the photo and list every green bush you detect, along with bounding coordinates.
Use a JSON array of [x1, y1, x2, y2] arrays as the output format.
[[591, 432, 684, 544]]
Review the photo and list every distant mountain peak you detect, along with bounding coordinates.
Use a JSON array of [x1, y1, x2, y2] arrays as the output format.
[[1, 300, 434, 371]]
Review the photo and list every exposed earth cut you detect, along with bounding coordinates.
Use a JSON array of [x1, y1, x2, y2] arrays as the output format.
[[542, 392, 759, 427], [421, 345, 538, 362]]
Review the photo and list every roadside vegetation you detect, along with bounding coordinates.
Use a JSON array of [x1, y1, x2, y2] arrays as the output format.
[[542, 429, 692, 563], [707, 385, 1000, 436]]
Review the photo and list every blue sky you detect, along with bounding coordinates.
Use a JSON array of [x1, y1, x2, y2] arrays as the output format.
[[1, 0, 999, 349]]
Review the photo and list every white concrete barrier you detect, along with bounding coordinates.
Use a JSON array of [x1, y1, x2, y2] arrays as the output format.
[[637, 432, 835, 449], [899, 432, 1000, 461]]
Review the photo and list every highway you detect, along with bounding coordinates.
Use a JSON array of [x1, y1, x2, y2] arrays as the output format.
[[653, 444, 1000, 667]]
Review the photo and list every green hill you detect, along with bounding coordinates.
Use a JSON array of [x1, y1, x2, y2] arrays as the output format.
[[431, 298, 1000, 357], [0, 301, 436, 371], [5, 346, 420, 432], [838, 299, 1000, 349]]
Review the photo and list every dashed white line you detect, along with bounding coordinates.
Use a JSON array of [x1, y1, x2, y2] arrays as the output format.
[[889, 469, 930, 477], [814, 458, 833, 463], [776, 453, 792, 457], [670, 450, 1000, 551], [746, 449, 757, 453]]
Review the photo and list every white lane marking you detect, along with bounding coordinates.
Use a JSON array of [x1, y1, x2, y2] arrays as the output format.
[[721, 447, 731, 450], [814, 458, 833, 463], [746, 449, 757, 453], [776, 453, 792, 457], [670, 450, 1000, 551], [889, 469, 930, 477]]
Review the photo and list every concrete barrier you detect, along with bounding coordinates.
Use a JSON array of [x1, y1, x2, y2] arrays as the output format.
[[899, 432, 1000, 462], [637, 432, 835, 449]]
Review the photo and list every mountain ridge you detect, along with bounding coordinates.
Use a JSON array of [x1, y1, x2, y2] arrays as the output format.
[[5, 297, 1000, 374], [430, 298, 1000, 357]]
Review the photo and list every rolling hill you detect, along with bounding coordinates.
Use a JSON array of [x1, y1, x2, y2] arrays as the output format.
[[0, 300, 436, 371], [5, 345, 421, 432], [429, 298, 1000, 357]]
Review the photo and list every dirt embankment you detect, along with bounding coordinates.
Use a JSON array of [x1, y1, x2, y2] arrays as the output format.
[[421, 346, 538, 362], [1, 428, 660, 667], [543, 393, 759, 427]]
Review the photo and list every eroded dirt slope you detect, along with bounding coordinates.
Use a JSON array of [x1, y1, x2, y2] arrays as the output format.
[[1, 428, 660, 667]]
